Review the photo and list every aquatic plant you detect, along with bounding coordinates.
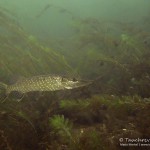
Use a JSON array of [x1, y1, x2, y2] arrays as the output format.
[[48, 115, 79, 149], [0, 130, 12, 150], [0, 3, 150, 150], [79, 128, 104, 150], [49, 115, 73, 139], [60, 99, 89, 114], [0, 7, 73, 82], [0, 93, 150, 150], [14, 110, 37, 133], [66, 17, 150, 97]]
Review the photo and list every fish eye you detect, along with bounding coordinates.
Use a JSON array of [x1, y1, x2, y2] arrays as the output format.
[[61, 77, 64, 82], [72, 77, 77, 82], [61, 77, 67, 82]]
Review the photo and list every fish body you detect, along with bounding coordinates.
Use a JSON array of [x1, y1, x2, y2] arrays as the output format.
[[0, 75, 91, 97]]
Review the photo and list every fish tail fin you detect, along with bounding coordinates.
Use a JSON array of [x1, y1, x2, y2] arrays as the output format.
[[0, 82, 7, 90], [0, 82, 8, 102]]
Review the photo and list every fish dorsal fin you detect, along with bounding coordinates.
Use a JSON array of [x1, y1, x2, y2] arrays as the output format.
[[9, 75, 26, 84], [10, 76, 26, 84], [16, 76, 26, 83]]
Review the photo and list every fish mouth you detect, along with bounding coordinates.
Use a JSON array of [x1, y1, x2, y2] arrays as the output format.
[[65, 86, 74, 89], [66, 80, 93, 89]]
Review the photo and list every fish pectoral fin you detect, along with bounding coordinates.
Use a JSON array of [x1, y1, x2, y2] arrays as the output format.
[[9, 91, 25, 101], [0, 95, 8, 103], [16, 95, 25, 102]]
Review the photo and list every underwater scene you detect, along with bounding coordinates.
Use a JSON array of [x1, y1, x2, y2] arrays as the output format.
[[0, 0, 150, 149]]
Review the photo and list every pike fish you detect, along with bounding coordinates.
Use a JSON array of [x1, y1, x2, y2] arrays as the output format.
[[0, 75, 91, 100]]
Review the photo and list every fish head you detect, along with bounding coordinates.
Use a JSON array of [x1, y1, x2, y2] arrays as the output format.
[[60, 76, 92, 89]]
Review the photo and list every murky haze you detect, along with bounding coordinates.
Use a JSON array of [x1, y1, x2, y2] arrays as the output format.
[[0, 0, 149, 37], [0, 1, 150, 149]]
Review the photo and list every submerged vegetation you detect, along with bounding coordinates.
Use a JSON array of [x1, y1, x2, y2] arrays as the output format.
[[0, 95, 150, 149], [0, 7, 73, 83], [0, 3, 150, 150]]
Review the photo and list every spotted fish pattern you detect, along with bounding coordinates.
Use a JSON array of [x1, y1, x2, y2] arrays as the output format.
[[3, 75, 90, 95]]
